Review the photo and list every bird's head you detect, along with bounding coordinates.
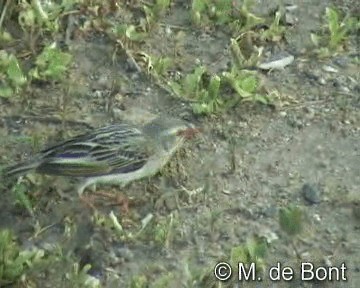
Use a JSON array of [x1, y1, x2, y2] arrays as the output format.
[[143, 116, 199, 151]]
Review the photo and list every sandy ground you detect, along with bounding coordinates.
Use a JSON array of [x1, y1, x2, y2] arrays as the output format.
[[0, 0, 359, 287]]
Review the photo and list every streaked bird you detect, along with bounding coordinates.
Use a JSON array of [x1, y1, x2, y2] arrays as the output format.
[[4, 116, 199, 195]]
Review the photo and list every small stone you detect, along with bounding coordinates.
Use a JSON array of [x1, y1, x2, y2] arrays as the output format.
[[318, 78, 326, 85], [322, 65, 338, 73], [279, 111, 287, 117], [262, 205, 278, 218], [301, 183, 321, 204]]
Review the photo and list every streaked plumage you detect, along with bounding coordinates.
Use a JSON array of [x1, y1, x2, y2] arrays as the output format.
[[4, 116, 198, 194]]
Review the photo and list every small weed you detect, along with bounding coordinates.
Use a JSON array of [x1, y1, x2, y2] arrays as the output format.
[[191, 0, 260, 28], [29, 43, 72, 82], [191, 0, 237, 27], [0, 43, 72, 97], [191, 0, 263, 31], [137, 52, 173, 77], [17, 0, 61, 52], [279, 204, 304, 259], [232, 0, 264, 32], [279, 205, 303, 237], [311, 7, 359, 57], [194, 237, 268, 287], [0, 30, 13, 46], [169, 66, 223, 115], [142, 0, 171, 31], [230, 237, 268, 274], [92, 210, 130, 240], [0, 51, 27, 98], [222, 68, 270, 106], [65, 263, 100, 288], [112, 24, 147, 46], [191, 74, 223, 115], [0, 229, 44, 286], [152, 213, 176, 248], [190, 0, 207, 27], [130, 274, 148, 288], [207, 0, 234, 25], [260, 11, 286, 42], [169, 61, 271, 115], [12, 181, 34, 216]]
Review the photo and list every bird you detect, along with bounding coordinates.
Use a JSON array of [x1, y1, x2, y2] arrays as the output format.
[[4, 116, 199, 195]]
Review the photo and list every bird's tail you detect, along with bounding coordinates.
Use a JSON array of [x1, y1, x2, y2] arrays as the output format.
[[2, 160, 39, 177]]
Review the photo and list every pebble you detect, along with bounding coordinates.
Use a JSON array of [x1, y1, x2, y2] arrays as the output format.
[[301, 183, 321, 204]]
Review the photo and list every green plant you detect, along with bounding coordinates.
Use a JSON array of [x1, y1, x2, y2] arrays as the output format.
[[112, 24, 147, 46], [12, 182, 34, 216], [169, 61, 271, 115], [65, 263, 100, 288], [29, 43, 72, 82], [169, 66, 224, 115], [18, 0, 60, 52], [260, 11, 286, 42], [92, 210, 129, 240], [142, 0, 171, 31], [0, 229, 44, 285], [230, 237, 268, 273], [191, 0, 263, 30], [311, 7, 359, 56], [191, 74, 223, 115], [234, 0, 264, 32], [222, 68, 270, 106], [279, 205, 303, 237], [279, 204, 304, 259], [191, 0, 208, 26], [130, 274, 148, 288], [191, 0, 236, 27], [229, 37, 261, 70], [137, 52, 173, 77], [0, 51, 27, 98], [153, 214, 176, 248]]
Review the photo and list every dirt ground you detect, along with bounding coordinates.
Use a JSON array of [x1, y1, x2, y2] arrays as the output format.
[[0, 0, 359, 287]]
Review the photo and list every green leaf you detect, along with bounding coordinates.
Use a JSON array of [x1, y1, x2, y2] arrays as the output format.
[[154, 0, 171, 16], [0, 229, 44, 283], [0, 86, 13, 98], [168, 81, 182, 97], [247, 237, 267, 260], [12, 182, 33, 216], [125, 25, 146, 42], [279, 205, 303, 236], [32, 44, 72, 81], [326, 7, 340, 36], [208, 74, 221, 100], [7, 55, 27, 87], [183, 66, 206, 98], [230, 245, 249, 264], [191, 0, 207, 13], [240, 75, 257, 93]]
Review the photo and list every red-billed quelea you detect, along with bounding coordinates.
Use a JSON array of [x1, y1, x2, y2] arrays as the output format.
[[5, 116, 199, 195]]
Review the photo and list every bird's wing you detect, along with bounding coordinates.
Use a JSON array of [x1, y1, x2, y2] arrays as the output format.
[[35, 124, 153, 177]]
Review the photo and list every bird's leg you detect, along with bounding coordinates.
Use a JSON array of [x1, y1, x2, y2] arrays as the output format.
[[77, 180, 129, 213], [76, 179, 94, 196], [76, 180, 99, 210]]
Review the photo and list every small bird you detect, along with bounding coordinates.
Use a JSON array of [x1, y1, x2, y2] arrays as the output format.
[[4, 116, 199, 195]]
